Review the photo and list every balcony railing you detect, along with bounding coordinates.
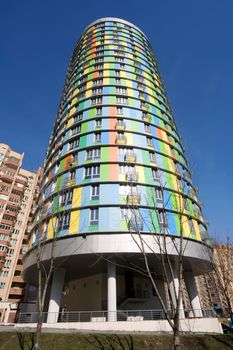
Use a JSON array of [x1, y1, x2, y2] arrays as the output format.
[[127, 194, 140, 205], [125, 172, 138, 182], [124, 154, 136, 162], [115, 135, 127, 145], [16, 308, 217, 324]]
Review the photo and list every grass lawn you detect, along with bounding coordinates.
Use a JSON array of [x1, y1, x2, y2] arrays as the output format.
[[0, 332, 232, 350]]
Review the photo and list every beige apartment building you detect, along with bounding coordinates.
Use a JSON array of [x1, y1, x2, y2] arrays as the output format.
[[0, 143, 41, 322]]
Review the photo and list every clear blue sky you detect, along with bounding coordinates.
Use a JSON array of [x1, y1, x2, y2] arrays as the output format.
[[1, 0, 232, 239]]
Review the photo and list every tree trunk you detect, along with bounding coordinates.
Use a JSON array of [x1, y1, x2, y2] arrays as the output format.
[[173, 312, 181, 350], [34, 319, 42, 350]]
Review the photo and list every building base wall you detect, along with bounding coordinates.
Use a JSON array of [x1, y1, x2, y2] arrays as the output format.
[[14, 318, 222, 334]]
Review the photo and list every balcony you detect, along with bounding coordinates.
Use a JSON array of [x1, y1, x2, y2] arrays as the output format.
[[0, 251, 7, 258], [12, 275, 24, 283], [68, 160, 78, 168], [115, 122, 126, 130], [142, 114, 152, 123], [9, 287, 24, 296], [65, 178, 75, 187], [141, 103, 150, 111], [115, 135, 127, 145], [0, 173, 14, 183], [128, 219, 143, 231], [4, 158, 20, 169], [127, 194, 140, 205], [125, 172, 138, 183], [124, 154, 136, 163], [0, 239, 10, 247]]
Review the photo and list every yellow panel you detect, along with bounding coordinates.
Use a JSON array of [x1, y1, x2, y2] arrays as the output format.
[[72, 187, 82, 207], [104, 63, 110, 69], [125, 132, 133, 145], [121, 71, 127, 78], [47, 217, 56, 239], [127, 89, 134, 97], [87, 81, 92, 89], [67, 117, 73, 127], [119, 174, 125, 181], [136, 165, 145, 182], [193, 220, 201, 240], [86, 90, 92, 98], [71, 97, 78, 106], [70, 107, 76, 116], [69, 210, 80, 234], [73, 88, 79, 96], [182, 215, 191, 238]]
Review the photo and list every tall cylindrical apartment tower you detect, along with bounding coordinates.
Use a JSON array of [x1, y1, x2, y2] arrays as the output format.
[[24, 18, 212, 321]]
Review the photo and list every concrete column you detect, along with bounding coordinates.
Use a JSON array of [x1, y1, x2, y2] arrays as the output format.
[[168, 263, 185, 319], [47, 268, 66, 323], [184, 271, 203, 318], [107, 261, 117, 322]]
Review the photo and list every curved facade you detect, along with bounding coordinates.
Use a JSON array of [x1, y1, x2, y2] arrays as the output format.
[[24, 18, 211, 321]]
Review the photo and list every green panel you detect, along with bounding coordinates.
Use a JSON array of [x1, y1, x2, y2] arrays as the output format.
[[109, 96, 116, 104], [59, 158, 65, 172], [100, 164, 109, 181], [120, 220, 128, 231], [51, 195, 59, 214], [56, 176, 62, 191], [130, 119, 139, 132], [101, 147, 109, 162], [141, 149, 150, 165], [81, 121, 88, 133], [88, 225, 98, 232], [88, 108, 96, 118], [79, 135, 87, 148], [150, 209, 159, 233]]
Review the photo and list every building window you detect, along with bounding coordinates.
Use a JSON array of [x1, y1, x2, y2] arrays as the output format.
[[157, 210, 167, 226], [147, 137, 153, 147], [115, 70, 121, 76], [149, 152, 156, 162], [91, 185, 100, 200], [74, 113, 83, 123], [155, 188, 163, 201], [71, 125, 81, 135], [84, 165, 100, 179], [60, 190, 73, 205], [116, 87, 127, 94], [152, 169, 160, 180], [94, 132, 101, 143], [0, 282, 5, 289], [92, 87, 103, 95], [144, 124, 151, 133], [90, 208, 99, 225], [95, 119, 102, 128], [57, 212, 71, 231], [91, 97, 102, 105], [93, 79, 103, 86], [116, 96, 128, 104], [69, 138, 79, 150], [115, 78, 121, 84], [117, 107, 123, 115], [86, 148, 101, 160], [96, 107, 102, 115]]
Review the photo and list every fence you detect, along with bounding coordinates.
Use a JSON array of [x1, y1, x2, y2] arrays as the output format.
[[17, 308, 217, 324]]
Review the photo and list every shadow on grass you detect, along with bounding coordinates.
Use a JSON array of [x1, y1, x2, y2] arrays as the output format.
[[83, 334, 134, 350], [16, 332, 35, 350]]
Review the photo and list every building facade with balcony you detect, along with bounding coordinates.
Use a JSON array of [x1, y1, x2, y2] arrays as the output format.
[[23, 18, 212, 323], [0, 143, 41, 322]]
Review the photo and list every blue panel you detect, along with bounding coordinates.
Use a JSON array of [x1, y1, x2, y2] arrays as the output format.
[[99, 207, 120, 231]]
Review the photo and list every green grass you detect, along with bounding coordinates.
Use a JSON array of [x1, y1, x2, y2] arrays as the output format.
[[0, 332, 232, 350]]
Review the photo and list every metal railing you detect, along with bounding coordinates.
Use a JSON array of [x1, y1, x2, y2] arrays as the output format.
[[17, 308, 217, 324]]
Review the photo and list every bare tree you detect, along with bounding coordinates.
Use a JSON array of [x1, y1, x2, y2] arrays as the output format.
[[108, 170, 201, 350], [209, 238, 233, 317]]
